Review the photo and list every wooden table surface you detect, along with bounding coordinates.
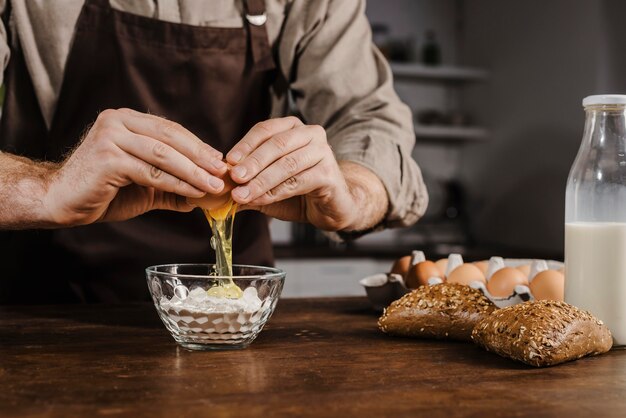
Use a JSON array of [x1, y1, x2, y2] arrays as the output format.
[[1, 297, 625, 417]]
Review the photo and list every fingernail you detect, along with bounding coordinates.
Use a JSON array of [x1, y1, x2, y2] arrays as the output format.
[[211, 159, 226, 170], [234, 186, 250, 199], [232, 165, 247, 179], [229, 151, 243, 163], [209, 177, 224, 190]]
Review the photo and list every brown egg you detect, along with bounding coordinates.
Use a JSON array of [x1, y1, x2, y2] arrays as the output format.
[[434, 258, 448, 277], [557, 267, 565, 275], [390, 255, 411, 278], [188, 192, 232, 211], [447, 263, 486, 286], [473, 261, 489, 275], [530, 270, 565, 301], [187, 166, 237, 210], [406, 261, 443, 289], [516, 264, 531, 277], [487, 267, 529, 297]]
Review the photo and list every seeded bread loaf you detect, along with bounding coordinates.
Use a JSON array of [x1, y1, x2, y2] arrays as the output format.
[[378, 283, 497, 341], [472, 300, 613, 367]]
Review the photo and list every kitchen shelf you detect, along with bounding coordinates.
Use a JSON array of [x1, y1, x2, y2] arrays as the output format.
[[414, 124, 489, 141], [390, 62, 489, 82]]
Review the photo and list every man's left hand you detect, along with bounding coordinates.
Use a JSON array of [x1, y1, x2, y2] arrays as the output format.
[[225, 117, 388, 232]]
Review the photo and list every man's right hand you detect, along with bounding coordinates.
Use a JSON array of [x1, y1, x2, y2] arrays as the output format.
[[40, 108, 228, 226]]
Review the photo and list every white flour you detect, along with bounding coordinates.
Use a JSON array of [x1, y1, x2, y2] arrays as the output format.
[[160, 286, 263, 314]]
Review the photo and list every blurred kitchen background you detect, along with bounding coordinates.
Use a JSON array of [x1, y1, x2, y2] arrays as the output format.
[[275, 0, 626, 297]]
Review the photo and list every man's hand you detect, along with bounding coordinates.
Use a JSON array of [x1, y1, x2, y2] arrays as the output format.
[[33, 108, 228, 227], [226, 117, 389, 232]]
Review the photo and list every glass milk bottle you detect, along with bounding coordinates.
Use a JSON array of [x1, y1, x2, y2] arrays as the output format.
[[565, 95, 626, 347]]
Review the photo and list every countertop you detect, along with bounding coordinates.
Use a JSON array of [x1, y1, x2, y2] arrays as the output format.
[[1, 298, 625, 417]]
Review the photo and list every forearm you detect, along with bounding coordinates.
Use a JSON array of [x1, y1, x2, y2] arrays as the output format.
[[282, 0, 425, 230], [0, 152, 56, 229], [339, 160, 388, 232]]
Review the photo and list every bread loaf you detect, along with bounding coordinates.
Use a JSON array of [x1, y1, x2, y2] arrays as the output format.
[[378, 283, 497, 341], [472, 300, 613, 367]]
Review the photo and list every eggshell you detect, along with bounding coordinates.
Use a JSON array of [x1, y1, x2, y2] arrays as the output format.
[[406, 261, 443, 289], [390, 255, 411, 278], [487, 267, 529, 298], [434, 258, 448, 277], [530, 270, 565, 301], [188, 193, 232, 212], [516, 264, 531, 277], [187, 168, 237, 210], [446, 263, 486, 286], [473, 261, 489, 275]]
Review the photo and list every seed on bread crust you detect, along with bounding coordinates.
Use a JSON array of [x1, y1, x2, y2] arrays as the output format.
[[472, 300, 613, 367], [378, 283, 497, 341]]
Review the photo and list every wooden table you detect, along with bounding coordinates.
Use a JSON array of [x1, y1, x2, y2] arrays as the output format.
[[1, 298, 625, 417]]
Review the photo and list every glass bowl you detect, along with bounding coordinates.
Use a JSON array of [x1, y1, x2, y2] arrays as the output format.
[[146, 264, 285, 350]]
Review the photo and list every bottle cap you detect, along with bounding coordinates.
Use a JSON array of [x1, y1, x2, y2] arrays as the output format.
[[583, 94, 626, 107]]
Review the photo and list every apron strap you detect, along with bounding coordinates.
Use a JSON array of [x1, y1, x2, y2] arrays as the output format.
[[243, 0, 275, 71]]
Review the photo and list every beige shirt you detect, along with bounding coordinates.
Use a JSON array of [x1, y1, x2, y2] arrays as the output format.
[[0, 0, 427, 229]]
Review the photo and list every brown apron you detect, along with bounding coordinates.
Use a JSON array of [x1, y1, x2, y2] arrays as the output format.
[[0, 0, 276, 303]]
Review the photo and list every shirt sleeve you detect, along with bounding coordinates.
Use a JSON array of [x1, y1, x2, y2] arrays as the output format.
[[0, 0, 10, 87], [276, 0, 428, 230]]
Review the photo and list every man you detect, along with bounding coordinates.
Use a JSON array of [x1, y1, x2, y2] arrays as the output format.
[[0, 0, 427, 303]]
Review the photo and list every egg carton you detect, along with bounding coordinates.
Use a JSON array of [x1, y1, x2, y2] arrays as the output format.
[[360, 252, 564, 311]]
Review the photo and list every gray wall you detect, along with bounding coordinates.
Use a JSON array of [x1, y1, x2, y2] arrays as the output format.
[[366, 0, 465, 222], [364, 0, 626, 255], [366, 0, 458, 64], [460, 0, 626, 254]]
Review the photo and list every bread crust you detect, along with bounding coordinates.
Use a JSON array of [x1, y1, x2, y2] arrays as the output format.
[[378, 283, 497, 341], [472, 300, 613, 367]]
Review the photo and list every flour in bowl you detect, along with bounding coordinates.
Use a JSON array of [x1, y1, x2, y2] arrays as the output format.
[[160, 286, 263, 314]]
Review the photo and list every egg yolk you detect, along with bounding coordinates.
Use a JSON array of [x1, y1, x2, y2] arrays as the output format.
[[207, 197, 235, 221]]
